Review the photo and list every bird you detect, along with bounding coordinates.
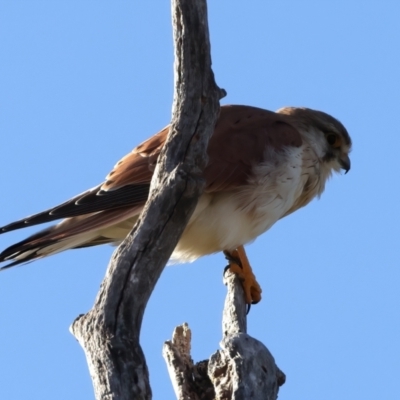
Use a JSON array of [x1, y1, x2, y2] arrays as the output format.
[[0, 105, 351, 304]]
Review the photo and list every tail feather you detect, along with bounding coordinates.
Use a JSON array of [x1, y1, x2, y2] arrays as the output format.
[[0, 234, 97, 269], [0, 225, 58, 262], [0, 206, 142, 270], [0, 252, 44, 269]]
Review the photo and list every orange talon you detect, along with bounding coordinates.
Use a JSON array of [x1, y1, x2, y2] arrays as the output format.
[[225, 245, 262, 304]]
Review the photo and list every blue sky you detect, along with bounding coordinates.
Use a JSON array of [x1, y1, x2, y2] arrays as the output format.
[[0, 1, 399, 399]]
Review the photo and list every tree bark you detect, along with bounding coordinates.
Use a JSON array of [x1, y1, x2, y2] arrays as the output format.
[[70, 1, 225, 399], [163, 270, 286, 400]]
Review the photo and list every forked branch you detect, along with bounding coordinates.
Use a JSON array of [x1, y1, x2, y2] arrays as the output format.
[[70, 1, 225, 399], [163, 270, 286, 400]]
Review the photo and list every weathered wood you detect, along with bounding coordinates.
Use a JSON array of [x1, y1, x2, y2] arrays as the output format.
[[70, 0, 225, 399], [163, 324, 215, 400], [221, 268, 248, 336], [164, 270, 286, 400], [209, 270, 286, 399], [163, 324, 196, 400]]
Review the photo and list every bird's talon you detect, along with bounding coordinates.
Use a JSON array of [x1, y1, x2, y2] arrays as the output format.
[[223, 250, 242, 267], [225, 246, 262, 305]]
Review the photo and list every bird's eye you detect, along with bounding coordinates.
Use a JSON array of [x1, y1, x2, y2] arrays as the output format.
[[326, 133, 341, 148]]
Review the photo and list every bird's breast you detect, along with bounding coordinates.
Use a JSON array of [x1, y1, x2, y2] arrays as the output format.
[[172, 146, 315, 262]]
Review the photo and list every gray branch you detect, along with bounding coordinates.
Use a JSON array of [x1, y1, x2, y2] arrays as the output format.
[[163, 270, 286, 400], [70, 0, 225, 399]]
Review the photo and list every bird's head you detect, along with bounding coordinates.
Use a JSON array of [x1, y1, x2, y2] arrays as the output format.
[[277, 107, 352, 174]]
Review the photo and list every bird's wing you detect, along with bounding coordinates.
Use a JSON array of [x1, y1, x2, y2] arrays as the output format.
[[203, 105, 303, 192], [101, 126, 168, 191], [0, 127, 169, 234], [0, 106, 302, 234]]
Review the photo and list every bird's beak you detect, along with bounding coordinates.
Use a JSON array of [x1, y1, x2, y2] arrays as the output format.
[[339, 154, 351, 174]]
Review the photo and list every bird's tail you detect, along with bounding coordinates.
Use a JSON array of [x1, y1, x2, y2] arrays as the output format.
[[0, 206, 141, 269]]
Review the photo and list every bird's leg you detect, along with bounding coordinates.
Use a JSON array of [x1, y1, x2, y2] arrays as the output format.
[[224, 245, 262, 304]]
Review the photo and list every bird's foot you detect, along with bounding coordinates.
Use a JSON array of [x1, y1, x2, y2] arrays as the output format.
[[224, 246, 262, 304]]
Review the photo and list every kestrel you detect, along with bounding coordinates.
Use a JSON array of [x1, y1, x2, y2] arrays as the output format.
[[0, 105, 351, 303]]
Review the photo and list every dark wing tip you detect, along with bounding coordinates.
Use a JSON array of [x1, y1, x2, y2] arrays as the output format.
[[1, 219, 30, 234]]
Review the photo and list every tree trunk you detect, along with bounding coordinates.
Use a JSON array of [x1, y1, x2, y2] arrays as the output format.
[[70, 0, 225, 399]]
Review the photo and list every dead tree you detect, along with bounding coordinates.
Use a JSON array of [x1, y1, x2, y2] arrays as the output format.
[[70, 0, 224, 399], [163, 270, 285, 400], [70, 0, 284, 399]]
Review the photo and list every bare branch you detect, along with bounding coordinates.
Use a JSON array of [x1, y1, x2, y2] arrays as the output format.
[[70, 0, 225, 399], [163, 324, 215, 400], [211, 270, 286, 399], [164, 270, 286, 400], [222, 269, 248, 336]]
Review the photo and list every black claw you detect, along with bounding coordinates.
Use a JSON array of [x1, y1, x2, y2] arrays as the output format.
[[223, 250, 242, 268], [246, 304, 251, 314]]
